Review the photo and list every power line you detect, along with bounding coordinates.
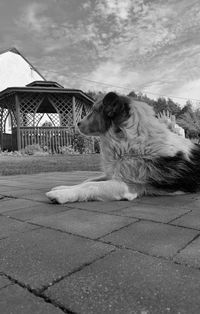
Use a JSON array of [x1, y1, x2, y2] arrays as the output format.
[[71, 76, 200, 102], [41, 68, 200, 103]]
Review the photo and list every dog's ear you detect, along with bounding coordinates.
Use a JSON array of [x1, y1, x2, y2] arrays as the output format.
[[103, 92, 124, 119]]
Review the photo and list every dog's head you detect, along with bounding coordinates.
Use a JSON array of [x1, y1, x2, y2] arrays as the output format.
[[77, 92, 131, 136]]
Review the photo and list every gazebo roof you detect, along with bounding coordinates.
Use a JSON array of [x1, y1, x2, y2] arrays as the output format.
[[26, 81, 64, 88], [0, 80, 94, 105]]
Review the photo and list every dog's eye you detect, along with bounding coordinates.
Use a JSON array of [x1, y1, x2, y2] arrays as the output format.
[[114, 127, 125, 138], [115, 127, 121, 133]]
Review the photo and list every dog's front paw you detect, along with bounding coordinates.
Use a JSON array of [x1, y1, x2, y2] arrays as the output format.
[[124, 192, 138, 201], [46, 190, 76, 204]]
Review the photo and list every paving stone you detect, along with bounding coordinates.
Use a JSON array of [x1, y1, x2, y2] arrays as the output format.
[[0, 187, 49, 202], [0, 276, 12, 290], [0, 228, 114, 290], [21, 193, 49, 203], [29, 208, 137, 239], [0, 186, 26, 193], [0, 284, 63, 314], [112, 203, 190, 223], [171, 210, 200, 229], [190, 199, 200, 210], [66, 200, 136, 212], [0, 180, 31, 187], [101, 220, 199, 258], [2, 192, 47, 203], [45, 249, 200, 314], [174, 236, 200, 268], [3, 203, 69, 221], [1, 189, 42, 197], [0, 216, 39, 239], [140, 194, 200, 210], [0, 198, 39, 214], [0, 196, 11, 202]]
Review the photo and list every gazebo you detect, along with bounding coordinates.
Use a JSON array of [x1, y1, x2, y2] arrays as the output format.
[[0, 81, 94, 152]]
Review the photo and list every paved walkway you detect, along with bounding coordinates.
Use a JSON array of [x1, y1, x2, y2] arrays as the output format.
[[0, 171, 200, 314]]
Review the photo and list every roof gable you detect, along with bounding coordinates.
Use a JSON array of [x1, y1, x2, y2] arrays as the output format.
[[0, 48, 45, 91]]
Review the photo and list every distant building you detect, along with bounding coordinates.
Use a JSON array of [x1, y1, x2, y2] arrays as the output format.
[[158, 111, 185, 138]]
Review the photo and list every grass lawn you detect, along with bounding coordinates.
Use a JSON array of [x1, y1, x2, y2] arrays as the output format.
[[0, 154, 101, 176]]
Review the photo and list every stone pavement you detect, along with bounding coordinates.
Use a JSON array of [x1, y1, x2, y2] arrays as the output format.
[[0, 171, 200, 314]]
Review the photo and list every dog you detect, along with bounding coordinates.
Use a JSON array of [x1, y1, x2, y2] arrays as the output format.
[[46, 92, 200, 204]]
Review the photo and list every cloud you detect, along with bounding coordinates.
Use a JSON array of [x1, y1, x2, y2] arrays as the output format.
[[10, 0, 200, 106], [96, 0, 134, 20], [76, 0, 200, 104], [16, 2, 54, 33]]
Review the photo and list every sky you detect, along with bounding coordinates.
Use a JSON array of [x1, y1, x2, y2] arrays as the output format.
[[1, 0, 200, 106]]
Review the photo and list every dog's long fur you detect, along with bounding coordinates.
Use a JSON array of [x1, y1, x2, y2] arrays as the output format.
[[46, 92, 200, 204]]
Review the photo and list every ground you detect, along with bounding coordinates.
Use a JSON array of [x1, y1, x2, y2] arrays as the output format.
[[0, 171, 200, 313], [0, 154, 100, 175]]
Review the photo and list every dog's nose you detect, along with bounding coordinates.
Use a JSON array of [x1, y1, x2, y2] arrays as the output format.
[[77, 122, 81, 127]]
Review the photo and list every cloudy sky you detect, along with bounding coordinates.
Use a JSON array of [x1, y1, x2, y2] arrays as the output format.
[[1, 0, 200, 105]]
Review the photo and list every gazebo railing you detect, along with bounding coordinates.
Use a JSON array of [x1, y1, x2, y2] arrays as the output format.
[[12, 127, 95, 154], [18, 127, 75, 152]]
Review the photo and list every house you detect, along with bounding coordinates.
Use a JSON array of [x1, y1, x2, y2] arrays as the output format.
[[0, 48, 45, 92]]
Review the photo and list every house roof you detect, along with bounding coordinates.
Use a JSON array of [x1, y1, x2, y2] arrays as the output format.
[[0, 47, 46, 81]]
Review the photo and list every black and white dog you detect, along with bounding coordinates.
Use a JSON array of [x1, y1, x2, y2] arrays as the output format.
[[46, 92, 200, 204]]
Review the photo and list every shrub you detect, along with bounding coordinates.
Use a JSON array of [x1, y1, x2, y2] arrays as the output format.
[[71, 133, 100, 154], [58, 145, 80, 155], [23, 144, 44, 155], [32, 151, 50, 157], [0, 150, 24, 157], [94, 137, 100, 153]]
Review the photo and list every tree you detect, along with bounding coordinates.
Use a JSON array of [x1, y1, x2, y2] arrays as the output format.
[[42, 121, 53, 127], [178, 100, 193, 117], [127, 91, 181, 116], [128, 91, 137, 98], [86, 91, 105, 101], [177, 105, 200, 139]]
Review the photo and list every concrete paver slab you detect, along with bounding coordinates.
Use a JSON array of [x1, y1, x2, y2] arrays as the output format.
[[140, 194, 200, 209], [0, 228, 114, 291], [0, 198, 39, 214], [174, 235, 200, 268], [1, 188, 44, 197], [0, 186, 26, 193], [19, 193, 49, 203], [0, 216, 39, 239], [45, 249, 200, 314], [171, 210, 200, 229], [29, 208, 138, 239], [0, 188, 49, 202], [0, 276, 12, 290], [112, 203, 190, 223], [66, 200, 138, 212], [3, 203, 69, 221], [101, 220, 199, 258], [0, 284, 63, 314]]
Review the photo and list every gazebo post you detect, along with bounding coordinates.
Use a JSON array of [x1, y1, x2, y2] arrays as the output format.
[[0, 107, 3, 151], [72, 96, 76, 127], [15, 94, 21, 151]]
